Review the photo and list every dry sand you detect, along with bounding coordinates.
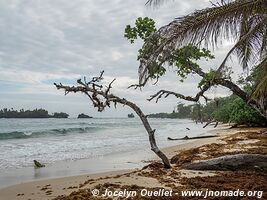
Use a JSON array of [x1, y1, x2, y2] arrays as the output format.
[[0, 125, 246, 200]]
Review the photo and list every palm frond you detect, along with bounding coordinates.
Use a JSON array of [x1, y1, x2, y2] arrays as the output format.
[[251, 58, 267, 99], [159, 0, 266, 46], [235, 16, 266, 69], [251, 75, 267, 99], [145, 0, 172, 7], [218, 16, 267, 71], [139, 0, 267, 84]]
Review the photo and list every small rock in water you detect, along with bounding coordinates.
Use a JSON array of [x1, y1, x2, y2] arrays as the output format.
[[34, 160, 45, 168]]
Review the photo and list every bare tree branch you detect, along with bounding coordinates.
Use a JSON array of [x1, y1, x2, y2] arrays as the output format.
[[54, 71, 171, 168], [128, 76, 151, 89], [148, 82, 212, 103]]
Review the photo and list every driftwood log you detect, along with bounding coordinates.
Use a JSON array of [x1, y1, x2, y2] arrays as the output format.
[[183, 154, 267, 170], [168, 135, 217, 140], [203, 120, 219, 128], [54, 71, 171, 168]]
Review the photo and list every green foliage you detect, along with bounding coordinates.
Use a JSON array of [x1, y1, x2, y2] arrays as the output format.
[[190, 104, 202, 121], [198, 70, 217, 87], [176, 103, 192, 118], [188, 95, 265, 125], [171, 45, 214, 81], [238, 60, 267, 98], [148, 103, 192, 119], [125, 17, 215, 82], [147, 96, 265, 125], [0, 108, 69, 118], [124, 17, 156, 43], [53, 112, 69, 118], [213, 96, 265, 125]]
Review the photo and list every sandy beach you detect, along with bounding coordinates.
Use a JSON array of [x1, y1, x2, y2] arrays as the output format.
[[0, 125, 266, 200], [1, 0, 266, 199]]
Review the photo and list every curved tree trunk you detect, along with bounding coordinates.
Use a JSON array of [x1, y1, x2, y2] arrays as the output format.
[[148, 65, 267, 122], [115, 98, 171, 168], [54, 79, 171, 169], [218, 79, 267, 120]]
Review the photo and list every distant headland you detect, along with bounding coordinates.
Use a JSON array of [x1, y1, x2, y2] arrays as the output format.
[[0, 108, 69, 118]]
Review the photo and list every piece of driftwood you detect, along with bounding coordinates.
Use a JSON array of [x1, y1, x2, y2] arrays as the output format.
[[203, 120, 215, 128], [183, 154, 267, 170], [168, 135, 217, 140], [34, 160, 45, 168], [203, 120, 219, 128]]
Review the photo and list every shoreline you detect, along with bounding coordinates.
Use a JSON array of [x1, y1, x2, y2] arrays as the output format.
[[0, 120, 214, 189], [0, 124, 242, 200]]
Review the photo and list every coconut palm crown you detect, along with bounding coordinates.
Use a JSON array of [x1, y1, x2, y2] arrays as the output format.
[[140, 0, 267, 89]]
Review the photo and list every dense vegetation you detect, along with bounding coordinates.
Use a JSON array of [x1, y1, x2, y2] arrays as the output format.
[[148, 103, 191, 119], [148, 96, 266, 126], [212, 96, 266, 126], [125, 13, 267, 121], [0, 108, 69, 118]]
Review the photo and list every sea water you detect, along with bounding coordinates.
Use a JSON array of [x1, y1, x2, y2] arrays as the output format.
[[0, 118, 213, 187], [0, 118, 211, 170]]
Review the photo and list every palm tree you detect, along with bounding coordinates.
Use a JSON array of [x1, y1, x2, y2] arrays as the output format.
[[250, 57, 267, 118], [140, 0, 267, 118], [144, 0, 266, 71]]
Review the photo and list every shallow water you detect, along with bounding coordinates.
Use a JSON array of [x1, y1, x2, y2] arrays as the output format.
[[0, 118, 210, 170], [0, 118, 212, 187]]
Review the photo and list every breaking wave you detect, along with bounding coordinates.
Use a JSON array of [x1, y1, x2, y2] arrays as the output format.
[[0, 126, 101, 140]]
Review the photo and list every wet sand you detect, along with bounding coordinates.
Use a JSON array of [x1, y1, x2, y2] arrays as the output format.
[[0, 124, 243, 200]]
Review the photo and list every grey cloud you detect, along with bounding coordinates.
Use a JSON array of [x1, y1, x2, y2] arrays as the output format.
[[0, 0, 240, 117]]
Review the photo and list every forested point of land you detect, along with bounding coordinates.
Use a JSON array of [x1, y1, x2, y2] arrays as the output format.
[[0, 108, 69, 118]]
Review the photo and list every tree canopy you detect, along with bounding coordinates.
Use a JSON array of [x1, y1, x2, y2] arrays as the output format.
[[125, 2, 267, 120]]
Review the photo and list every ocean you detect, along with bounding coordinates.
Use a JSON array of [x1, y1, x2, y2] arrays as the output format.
[[0, 118, 212, 187]]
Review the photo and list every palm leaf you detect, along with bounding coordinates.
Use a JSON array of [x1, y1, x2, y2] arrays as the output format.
[[159, 0, 266, 46], [139, 0, 267, 83], [218, 16, 267, 71], [145, 0, 172, 7], [251, 58, 267, 99]]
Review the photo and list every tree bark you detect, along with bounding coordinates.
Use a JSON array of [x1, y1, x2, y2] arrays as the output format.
[[168, 135, 217, 140], [183, 154, 267, 170], [54, 82, 171, 169], [114, 98, 171, 168], [148, 69, 267, 121], [217, 79, 267, 120]]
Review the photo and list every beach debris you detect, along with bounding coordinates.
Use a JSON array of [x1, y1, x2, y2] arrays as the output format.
[[202, 120, 219, 128], [45, 190, 53, 195], [34, 160, 45, 168], [184, 154, 267, 170], [168, 135, 217, 140], [41, 184, 51, 191]]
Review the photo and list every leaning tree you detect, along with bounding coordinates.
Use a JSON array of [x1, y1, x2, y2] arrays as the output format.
[[125, 0, 267, 120], [54, 71, 171, 168]]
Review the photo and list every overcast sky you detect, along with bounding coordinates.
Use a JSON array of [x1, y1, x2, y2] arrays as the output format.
[[0, 0, 242, 117]]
